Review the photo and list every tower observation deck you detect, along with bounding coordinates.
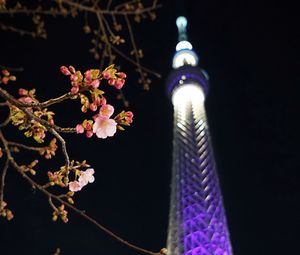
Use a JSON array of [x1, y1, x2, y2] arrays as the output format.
[[166, 16, 233, 255]]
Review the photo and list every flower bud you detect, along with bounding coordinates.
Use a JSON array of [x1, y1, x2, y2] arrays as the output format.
[[114, 79, 125, 89], [71, 86, 79, 94], [102, 71, 111, 80], [86, 130, 93, 138], [60, 66, 71, 75], [91, 79, 100, 88], [69, 65, 76, 73], [18, 88, 28, 96], [89, 103, 97, 111], [2, 69, 9, 76], [76, 124, 84, 134], [117, 72, 127, 79], [108, 79, 115, 86]]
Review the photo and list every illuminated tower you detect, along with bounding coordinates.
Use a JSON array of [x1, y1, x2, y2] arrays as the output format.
[[166, 17, 233, 255]]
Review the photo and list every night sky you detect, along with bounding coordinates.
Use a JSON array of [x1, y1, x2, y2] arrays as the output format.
[[0, 1, 299, 255]]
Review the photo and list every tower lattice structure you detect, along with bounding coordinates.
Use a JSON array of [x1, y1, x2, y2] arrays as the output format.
[[166, 17, 233, 255]]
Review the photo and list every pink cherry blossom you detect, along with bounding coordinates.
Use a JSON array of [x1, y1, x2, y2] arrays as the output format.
[[93, 116, 117, 139], [69, 181, 83, 192], [78, 168, 95, 186], [99, 104, 114, 118]]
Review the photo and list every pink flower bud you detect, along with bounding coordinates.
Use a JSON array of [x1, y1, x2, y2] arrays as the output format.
[[91, 79, 100, 88], [114, 79, 125, 89], [70, 74, 78, 81], [89, 103, 97, 111], [48, 119, 54, 125], [71, 86, 79, 94], [125, 111, 134, 124], [102, 71, 111, 80], [86, 130, 93, 138], [95, 97, 101, 106], [118, 72, 127, 79], [85, 121, 92, 131], [69, 65, 76, 73], [18, 88, 27, 96], [84, 70, 92, 81], [1, 77, 9, 84], [76, 124, 84, 134], [60, 66, 71, 75], [2, 69, 9, 76], [108, 79, 115, 86], [23, 97, 33, 104], [100, 97, 107, 106]]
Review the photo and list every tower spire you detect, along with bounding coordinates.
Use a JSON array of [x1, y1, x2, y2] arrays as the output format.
[[176, 16, 188, 41], [172, 16, 198, 69]]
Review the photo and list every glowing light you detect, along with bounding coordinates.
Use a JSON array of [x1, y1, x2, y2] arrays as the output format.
[[172, 83, 205, 106], [172, 50, 198, 69], [176, 40, 193, 51], [176, 16, 187, 29]]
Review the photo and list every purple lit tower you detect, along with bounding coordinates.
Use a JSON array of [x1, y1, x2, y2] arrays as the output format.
[[166, 17, 233, 255]]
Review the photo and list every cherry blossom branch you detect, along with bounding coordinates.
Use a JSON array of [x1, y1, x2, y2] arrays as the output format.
[[0, 129, 164, 255], [0, 87, 76, 133], [0, 87, 72, 168], [7, 141, 46, 152]]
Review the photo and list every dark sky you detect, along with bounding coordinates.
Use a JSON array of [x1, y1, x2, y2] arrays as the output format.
[[0, 1, 299, 255]]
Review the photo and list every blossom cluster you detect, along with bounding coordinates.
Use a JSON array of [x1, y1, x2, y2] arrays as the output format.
[[0, 201, 14, 221], [60, 65, 133, 139], [76, 104, 133, 139], [69, 168, 95, 192], [0, 69, 16, 85]]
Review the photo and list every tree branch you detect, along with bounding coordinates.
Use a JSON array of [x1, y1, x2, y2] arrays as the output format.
[[0, 158, 9, 211]]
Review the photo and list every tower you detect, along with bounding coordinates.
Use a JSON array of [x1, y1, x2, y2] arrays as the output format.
[[166, 17, 233, 255]]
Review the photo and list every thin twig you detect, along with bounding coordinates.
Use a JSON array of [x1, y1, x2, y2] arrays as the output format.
[[0, 158, 9, 211], [8, 141, 42, 152], [0, 65, 24, 72], [111, 45, 161, 78], [0, 117, 10, 128]]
